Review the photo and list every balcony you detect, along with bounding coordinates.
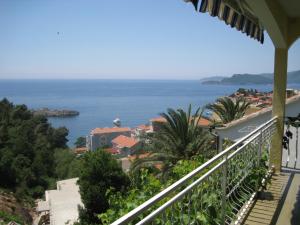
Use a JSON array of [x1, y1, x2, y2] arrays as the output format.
[[109, 116, 300, 224], [110, 0, 300, 223]]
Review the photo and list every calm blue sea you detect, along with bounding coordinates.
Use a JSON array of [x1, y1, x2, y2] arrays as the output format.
[[1, 79, 300, 147]]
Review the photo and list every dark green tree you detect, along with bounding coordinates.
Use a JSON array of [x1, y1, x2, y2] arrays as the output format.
[[206, 97, 251, 124], [0, 99, 69, 198], [77, 150, 130, 224], [54, 148, 82, 179], [74, 136, 86, 148]]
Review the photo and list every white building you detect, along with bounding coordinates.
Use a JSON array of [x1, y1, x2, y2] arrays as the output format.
[[87, 127, 131, 151], [215, 93, 300, 152], [37, 178, 83, 225]]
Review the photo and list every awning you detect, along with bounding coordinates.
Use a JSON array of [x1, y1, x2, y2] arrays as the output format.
[[185, 0, 264, 44]]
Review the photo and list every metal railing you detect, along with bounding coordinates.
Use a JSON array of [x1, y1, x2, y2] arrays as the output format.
[[112, 117, 277, 225]]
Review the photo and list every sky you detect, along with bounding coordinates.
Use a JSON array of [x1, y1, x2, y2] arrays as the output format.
[[0, 0, 299, 80]]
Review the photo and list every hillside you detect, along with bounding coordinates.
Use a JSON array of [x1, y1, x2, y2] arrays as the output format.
[[221, 74, 273, 84], [201, 70, 300, 85], [0, 191, 33, 224], [199, 76, 227, 82]]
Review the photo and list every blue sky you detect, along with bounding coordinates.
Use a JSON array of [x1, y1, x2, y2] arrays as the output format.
[[0, 0, 299, 79]]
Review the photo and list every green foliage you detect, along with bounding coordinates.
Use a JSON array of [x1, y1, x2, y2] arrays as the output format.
[[222, 138, 235, 149], [54, 148, 82, 179], [98, 169, 162, 224], [74, 136, 86, 148], [0, 99, 69, 199], [98, 145, 270, 224], [131, 105, 214, 177], [206, 97, 251, 124], [237, 88, 258, 96], [0, 210, 25, 224], [99, 155, 207, 225], [77, 150, 130, 224], [80, 105, 266, 225], [170, 155, 205, 181], [247, 149, 270, 190]]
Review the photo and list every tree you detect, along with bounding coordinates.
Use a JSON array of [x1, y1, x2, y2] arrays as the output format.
[[54, 148, 82, 179], [0, 99, 69, 199], [131, 105, 213, 176], [77, 150, 130, 224], [74, 136, 86, 148], [206, 97, 251, 124]]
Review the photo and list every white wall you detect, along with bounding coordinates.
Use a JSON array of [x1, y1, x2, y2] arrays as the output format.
[[215, 96, 300, 152]]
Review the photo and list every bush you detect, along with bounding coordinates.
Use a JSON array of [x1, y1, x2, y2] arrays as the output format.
[[77, 150, 130, 224]]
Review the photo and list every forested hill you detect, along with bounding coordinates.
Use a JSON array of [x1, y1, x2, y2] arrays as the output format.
[[201, 70, 300, 85], [0, 98, 69, 199]]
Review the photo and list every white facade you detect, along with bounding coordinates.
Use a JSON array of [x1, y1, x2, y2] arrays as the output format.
[[215, 94, 300, 152], [88, 130, 131, 151], [37, 178, 83, 225]]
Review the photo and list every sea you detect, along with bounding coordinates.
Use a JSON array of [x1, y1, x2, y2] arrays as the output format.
[[1, 79, 300, 147]]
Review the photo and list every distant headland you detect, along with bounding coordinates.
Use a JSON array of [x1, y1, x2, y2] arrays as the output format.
[[32, 108, 79, 117], [200, 70, 300, 85]]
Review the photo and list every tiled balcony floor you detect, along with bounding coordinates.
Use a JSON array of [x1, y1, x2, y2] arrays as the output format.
[[242, 171, 300, 225]]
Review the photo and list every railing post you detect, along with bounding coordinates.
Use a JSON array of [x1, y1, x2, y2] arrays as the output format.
[[258, 129, 263, 166], [221, 155, 228, 225]]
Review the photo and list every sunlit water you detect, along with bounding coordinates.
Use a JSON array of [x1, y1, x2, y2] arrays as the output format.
[[1, 79, 299, 147]]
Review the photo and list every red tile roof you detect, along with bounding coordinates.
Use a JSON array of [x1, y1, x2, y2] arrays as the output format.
[[128, 152, 151, 161], [137, 124, 152, 131], [104, 148, 120, 154], [112, 135, 139, 148], [128, 153, 163, 170], [150, 117, 167, 123], [150, 116, 211, 127], [195, 117, 212, 127], [74, 147, 88, 154], [91, 127, 131, 135]]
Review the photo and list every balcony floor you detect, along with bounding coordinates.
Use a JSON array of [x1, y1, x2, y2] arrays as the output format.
[[242, 171, 300, 225]]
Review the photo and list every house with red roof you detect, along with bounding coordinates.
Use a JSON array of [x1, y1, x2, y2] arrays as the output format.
[[87, 127, 131, 151], [111, 135, 141, 156], [74, 147, 88, 156], [132, 124, 153, 138], [150, 117, 167, 132]]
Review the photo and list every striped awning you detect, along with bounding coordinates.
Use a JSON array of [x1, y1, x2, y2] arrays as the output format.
[[185, 0, 264, 44]]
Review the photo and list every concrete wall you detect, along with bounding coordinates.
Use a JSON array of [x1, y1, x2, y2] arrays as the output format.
[[216, 96, 300, 152]]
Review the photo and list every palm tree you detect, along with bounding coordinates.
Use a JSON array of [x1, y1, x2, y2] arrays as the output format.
[[206, 97, 251, 124], [131, 105, 213, 176]]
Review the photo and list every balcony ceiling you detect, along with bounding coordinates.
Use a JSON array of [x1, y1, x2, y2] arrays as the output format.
[[278, 0, 300, 18]]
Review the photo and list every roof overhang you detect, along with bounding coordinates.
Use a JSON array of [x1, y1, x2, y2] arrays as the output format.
[[185, 0, 265, 43], [185, 0, 300, 48]]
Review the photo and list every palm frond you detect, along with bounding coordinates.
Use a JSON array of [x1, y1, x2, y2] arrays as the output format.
[[206, 97, 250, 124], [131, 105, 214, 174]]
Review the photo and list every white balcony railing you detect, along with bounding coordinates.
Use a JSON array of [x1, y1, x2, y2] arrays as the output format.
[[111, 117, 277, 225]]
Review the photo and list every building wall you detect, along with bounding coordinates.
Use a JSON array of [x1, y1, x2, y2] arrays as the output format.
[[112, 142, 142, 157], [216, 97, 300, 152], [89, 131, 131, 151], [129, 142, 142, 155]]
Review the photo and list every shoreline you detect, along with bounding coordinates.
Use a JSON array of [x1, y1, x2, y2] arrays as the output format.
[[32, 108, 79, 118]]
